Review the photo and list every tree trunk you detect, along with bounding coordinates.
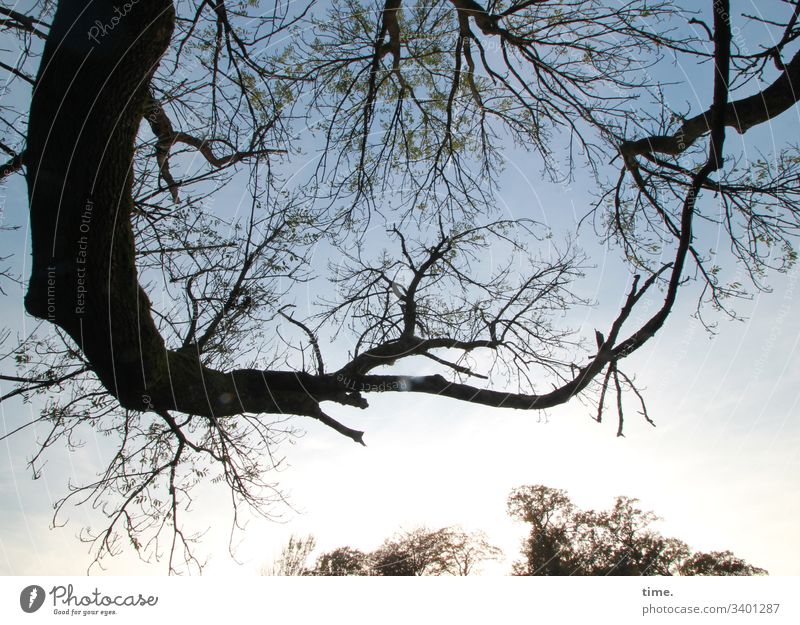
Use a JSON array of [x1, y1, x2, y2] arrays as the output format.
[[23, 1, 359, 422], [25, 0, 177, 409]]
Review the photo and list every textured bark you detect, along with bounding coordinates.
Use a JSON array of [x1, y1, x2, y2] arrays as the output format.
[[23, 1, 328, 419], [25, 0, 175, 407]]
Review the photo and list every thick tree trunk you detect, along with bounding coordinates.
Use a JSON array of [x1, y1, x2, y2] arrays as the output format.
[[23, 1, 326, 418], [25, 0, 175, 408], [25, 0, 370, 418]]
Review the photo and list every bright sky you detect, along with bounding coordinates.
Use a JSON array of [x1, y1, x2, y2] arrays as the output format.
[[1, 0, 799, 576]]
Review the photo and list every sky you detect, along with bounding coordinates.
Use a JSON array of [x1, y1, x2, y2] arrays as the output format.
[[1, 0, 799, 576]]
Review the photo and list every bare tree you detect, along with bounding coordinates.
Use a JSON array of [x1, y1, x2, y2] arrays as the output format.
[[424, 527, 503, 576], [262, 534, 317, 576], [1, 0, 799, 571]]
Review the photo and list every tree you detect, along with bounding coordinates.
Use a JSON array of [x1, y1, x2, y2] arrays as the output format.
[[310, 526, 502, 575], [262, 534, 317, 576], [1, 0, 799, 571], [312, 547, 372, 576], [679, 551, 768, 576], [508, 485, 767, 576], [427, 527, 503, 576]]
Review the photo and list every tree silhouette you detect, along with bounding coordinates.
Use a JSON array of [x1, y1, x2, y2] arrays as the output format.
[[262, 534, 317, 576], [312, 546, 372, 576], [1, 0, 799, 571], [310, 526, 502, 575], [679, 551, 768, 576], [508, 485, 767, 576]]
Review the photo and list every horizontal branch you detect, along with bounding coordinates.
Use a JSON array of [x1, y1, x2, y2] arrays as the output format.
[[337, 336, 496, 377], [344, 373, 580, 409], [621, 49, 800, 159], [0, 151, 24, 180]]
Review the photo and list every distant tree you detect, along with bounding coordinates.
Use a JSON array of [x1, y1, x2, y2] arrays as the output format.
[[263, 534, 317, 576], [508, 485, 766, 576], [370, 535, 426, 576], [429, 527, 503, 576], [310, 526, 502, 576], [371, 526, 502, 576], [506, 484, 583, 576], [312, 547, 371, 576], [679, 551, 767, 576]]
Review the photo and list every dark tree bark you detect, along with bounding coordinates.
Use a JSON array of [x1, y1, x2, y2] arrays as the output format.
[[23, 1, 347, 427], [26, 1, 185, 411], [621, 49, 800, 159]]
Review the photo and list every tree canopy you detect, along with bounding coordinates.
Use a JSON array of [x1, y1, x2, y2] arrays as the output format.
[[1, 0, 799, 571], [508, 485, 767, 576], [264, 527, 502, 576], [261, 488, 764, 576]]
